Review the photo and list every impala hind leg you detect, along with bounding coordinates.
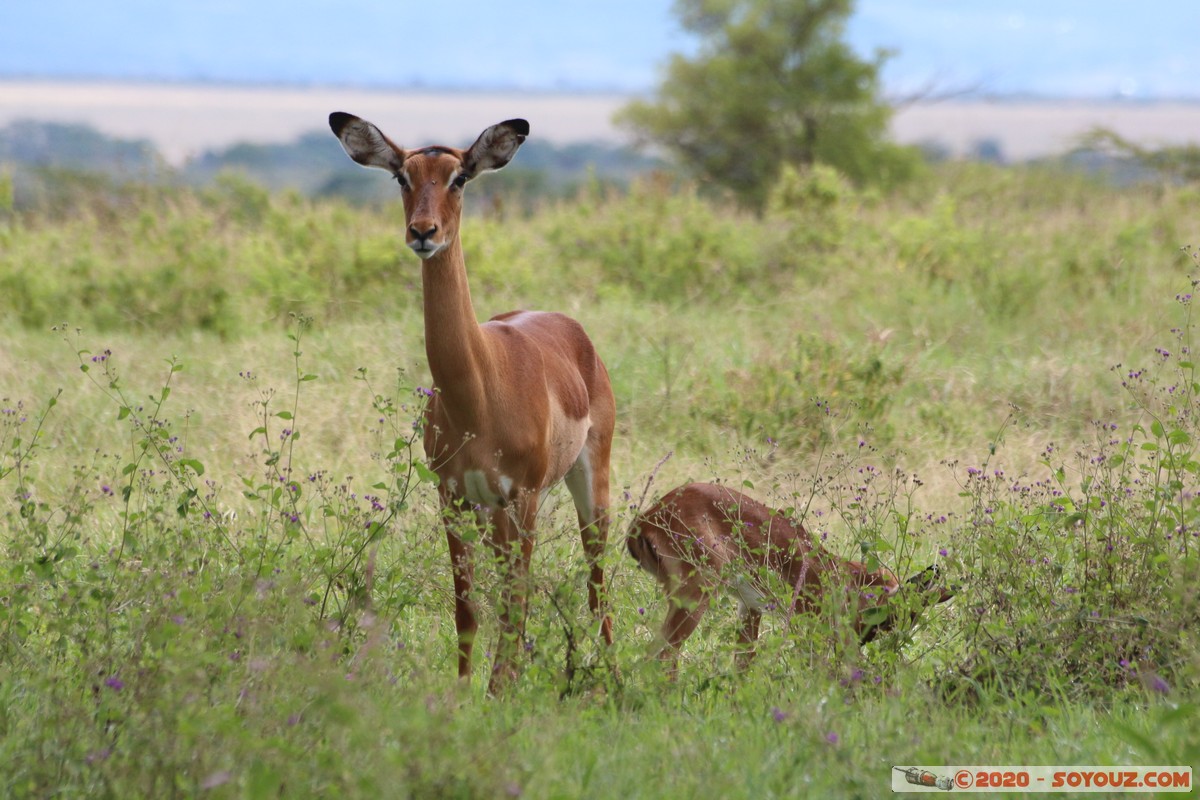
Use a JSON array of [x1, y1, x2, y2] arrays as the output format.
[[564, 444, 614, 645]]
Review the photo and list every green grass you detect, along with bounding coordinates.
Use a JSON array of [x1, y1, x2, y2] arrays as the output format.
[[2, 163, 1199, 798]]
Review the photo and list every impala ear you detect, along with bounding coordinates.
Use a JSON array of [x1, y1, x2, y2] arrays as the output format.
[[329, 112, 405, 172], [462, 118, 529, 176]]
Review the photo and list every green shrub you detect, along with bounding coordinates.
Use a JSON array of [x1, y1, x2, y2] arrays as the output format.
[[688, 331, 904, 450], [541, 175, 781, 302], [942, 262, 1200, 700]]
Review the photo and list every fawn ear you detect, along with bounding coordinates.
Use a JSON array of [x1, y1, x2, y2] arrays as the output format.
[[844, 560, 900, 592], [906, 564, 956, 604], [905, 563, 940, 590]]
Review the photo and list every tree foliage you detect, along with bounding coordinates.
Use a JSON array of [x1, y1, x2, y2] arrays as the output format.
[[1077, 126, 1200, 183], [617, 0, 918, 210]]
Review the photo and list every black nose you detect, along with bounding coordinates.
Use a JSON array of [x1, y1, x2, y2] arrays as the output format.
[[409, 223, 438, 242]]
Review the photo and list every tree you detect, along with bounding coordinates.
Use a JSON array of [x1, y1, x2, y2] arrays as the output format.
[[617, 0, 917, 211], [1077, 127, 1200, 184]]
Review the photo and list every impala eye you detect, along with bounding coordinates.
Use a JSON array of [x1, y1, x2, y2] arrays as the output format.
[[451, 173, 469, 189], [394, 173, 410, 190]]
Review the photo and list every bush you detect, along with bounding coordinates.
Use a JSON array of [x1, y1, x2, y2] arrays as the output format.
[[942, 256, 1200, 700], [541, 175, 783, 302]]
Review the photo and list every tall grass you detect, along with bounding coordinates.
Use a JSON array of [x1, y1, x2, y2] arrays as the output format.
[[1, 163, 1198, 797]]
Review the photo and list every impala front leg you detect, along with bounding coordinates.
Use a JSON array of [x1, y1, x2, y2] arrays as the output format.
[[445, 519, 478, 681], [658, 596, 710, 681], [735, 607, 762, 671], [488, 501, 537, 694]]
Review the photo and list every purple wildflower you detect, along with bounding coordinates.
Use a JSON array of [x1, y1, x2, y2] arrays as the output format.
[[85, 747, 113, 765], [201, 771, 233, 789]]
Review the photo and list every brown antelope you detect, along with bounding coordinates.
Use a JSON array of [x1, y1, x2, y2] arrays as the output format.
[[628, 482, 953, 673], [329, 113, 615, 692]]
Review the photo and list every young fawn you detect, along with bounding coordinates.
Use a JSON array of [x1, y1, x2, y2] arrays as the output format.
[[627, 482, 954, 672]]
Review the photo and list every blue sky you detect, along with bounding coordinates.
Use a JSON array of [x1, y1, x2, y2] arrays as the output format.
[[2, 1, 1198, 99]]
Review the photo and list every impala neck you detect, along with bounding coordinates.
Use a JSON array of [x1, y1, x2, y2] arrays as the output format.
[[420, 237, 489, 401]]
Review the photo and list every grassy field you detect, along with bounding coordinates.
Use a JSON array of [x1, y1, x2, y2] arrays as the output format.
[[1, 162, 1199, 798]]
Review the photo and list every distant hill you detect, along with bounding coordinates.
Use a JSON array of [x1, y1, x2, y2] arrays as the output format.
[[184, 130, 663, 202], [0, 119, 163, 175], [1, 115, 1185, 214], [0, 119, 665, 210]]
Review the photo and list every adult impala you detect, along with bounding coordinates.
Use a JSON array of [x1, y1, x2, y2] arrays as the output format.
[[628, 482, 953, 674], [329, 113, 615, 691]]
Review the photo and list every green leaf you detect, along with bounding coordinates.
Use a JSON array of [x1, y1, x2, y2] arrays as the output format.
[[300, 373, 318, 382], [179, 458, 205, 477], [118, 406, 130, 420], [860, 607, 889, 627], [413, 461, 440, 486], [1150, 420, 1166, 438], [176, 488, 197, 516], [276, 411, 293, 420]]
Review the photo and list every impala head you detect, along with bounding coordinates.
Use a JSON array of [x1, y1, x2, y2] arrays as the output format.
[[857, 563, 955, 645], [328, 112, 529, 259]]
